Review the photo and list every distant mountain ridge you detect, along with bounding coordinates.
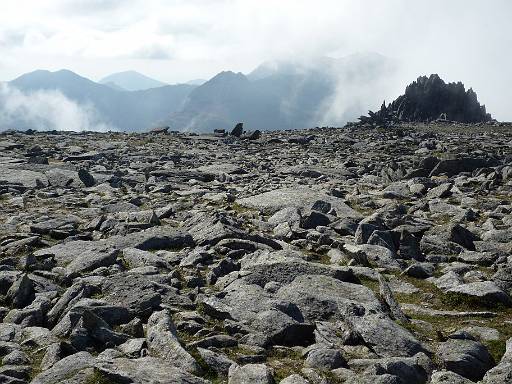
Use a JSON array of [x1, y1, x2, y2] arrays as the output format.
[[99, 70, 167, 91], [1, 54, 400, 132], [166, 53, 397, 132], [102, 81, 127, 92], [7, 69, 196, 131]]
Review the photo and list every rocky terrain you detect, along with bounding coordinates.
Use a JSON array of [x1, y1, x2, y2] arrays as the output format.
[[1, 122, 512, 383]]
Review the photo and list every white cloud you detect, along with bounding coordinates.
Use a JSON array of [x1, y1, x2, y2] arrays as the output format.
[[0, 84, 114, 132]]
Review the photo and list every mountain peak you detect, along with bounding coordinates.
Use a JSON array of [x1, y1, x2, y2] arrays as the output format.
[[99, 71, 166, 91], [13, 69, 85, 82], [203, 71, 249, 88], [210, 71, 247, 81], [10, 69, 97, 91]]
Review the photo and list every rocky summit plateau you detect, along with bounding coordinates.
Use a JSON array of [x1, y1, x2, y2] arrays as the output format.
[[2, 121, 512, 384]]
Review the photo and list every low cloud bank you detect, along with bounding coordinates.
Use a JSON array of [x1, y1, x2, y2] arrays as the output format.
[[317, 54, 400, 126], [0, 83, 115, 132]]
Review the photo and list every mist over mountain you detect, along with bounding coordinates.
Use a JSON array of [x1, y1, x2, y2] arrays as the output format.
[[2, 70, 196, 131], [167, 53, 397, 132], [99, 71, 167, 91], [1, 54, 399, 132]]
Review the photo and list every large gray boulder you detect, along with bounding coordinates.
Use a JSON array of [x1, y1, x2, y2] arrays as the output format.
[[6, 274, 35, 309], [0, 166, 48, 188], [437, 338, 494, 381], [230, 122, 244, 137], [275, 274, 381, 321], [95, 356, 209, 384], [31, 351, 95, 384], [304, 348, 345, 370], [146, 310, 201, 374], [347, 312, 428, 358], [101, 274, 162, 318], [447, 281, 512, 307], [33, 240, 118, 278], [197, 347, 235, 376], [348, 352, 432, 384], [228, 363, 274, 384], [240, 250, 357, 286]]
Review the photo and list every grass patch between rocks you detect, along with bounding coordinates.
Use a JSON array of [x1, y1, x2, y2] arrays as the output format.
[[392, 275, 512, 363], [441, 291, 510, 311], [395, 275, 508, 312], [357, 276, 380, 294], [82, 369, 118, 384], [267, 347, 304, 382], [188, 348, 226, 384]]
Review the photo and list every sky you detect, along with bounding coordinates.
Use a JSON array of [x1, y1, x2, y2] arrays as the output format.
[[0, 0, 511, 119]]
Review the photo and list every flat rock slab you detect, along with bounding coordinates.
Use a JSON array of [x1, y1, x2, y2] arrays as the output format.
[[240, 252, 357, 286], [237, 187, 362, 218], [34, 240, 113, 266], [0, 167, 48, 187], [33, 240, 118, 277], [276, 274, 381, 321], [228, 363, 274, 384], [95, 357, 209, 384], [101, 274, 162, 318], [447, 281, 512, 307], [107, 227, 195, 251], [401, 304, 498, 318], [31, 351, 95, 384], [33, 228, 194, 267]]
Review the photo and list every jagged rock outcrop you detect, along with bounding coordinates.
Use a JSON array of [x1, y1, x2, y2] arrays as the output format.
[[359, 74, 492, 126]]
